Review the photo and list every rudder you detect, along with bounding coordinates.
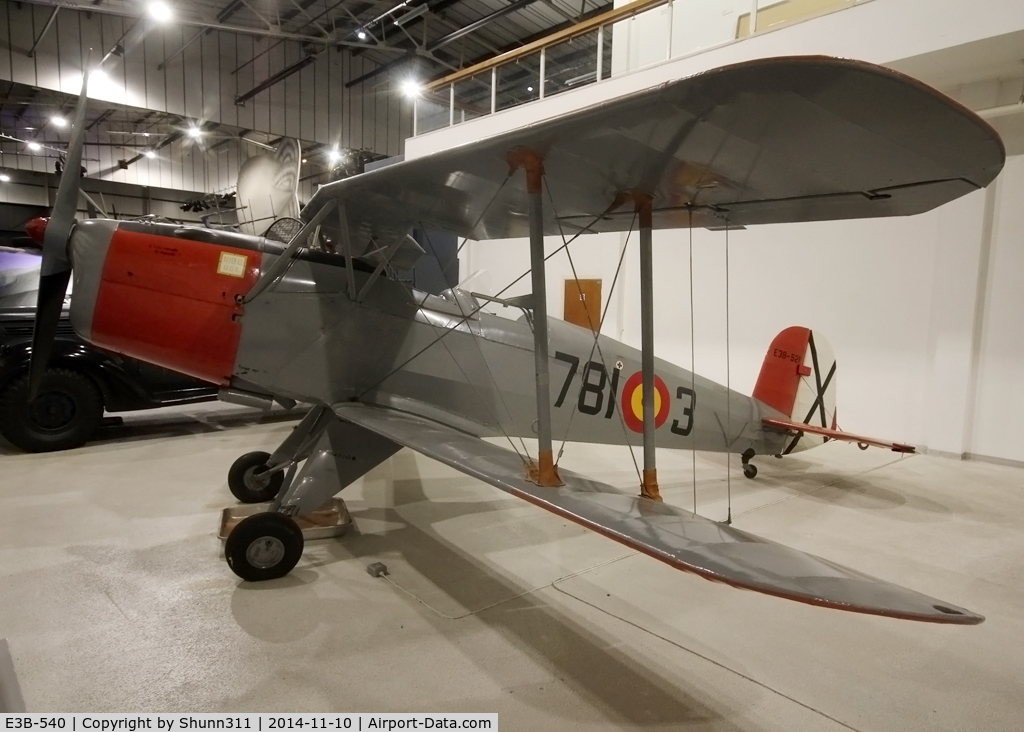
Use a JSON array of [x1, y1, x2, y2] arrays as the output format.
[[753, 327, 837, 449]]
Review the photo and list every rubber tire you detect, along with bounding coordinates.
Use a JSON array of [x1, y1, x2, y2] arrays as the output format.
[[858, 442, 870, 451], [0, 368, 103, 452], [228, 450, 284, 503], [743, 463, 758, 479], [225, 512, 304, 582]]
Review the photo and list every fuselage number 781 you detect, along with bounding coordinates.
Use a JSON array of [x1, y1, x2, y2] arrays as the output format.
[[553, 351, 696, 435]]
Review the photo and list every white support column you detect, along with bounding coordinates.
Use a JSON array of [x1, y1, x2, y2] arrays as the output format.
[[596, 25, 604, 81], [666, 0, 674, 59], [539, 48, 546, 99], [491, 67, 497, 114]]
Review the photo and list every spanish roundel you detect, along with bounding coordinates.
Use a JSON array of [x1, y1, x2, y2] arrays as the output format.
[[621, 372, 670, 433]]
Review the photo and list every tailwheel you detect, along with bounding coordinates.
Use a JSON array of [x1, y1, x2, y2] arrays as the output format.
[[228, 450, 284, 503], [741, 448, 757, 480], [225, 512, 304, 581]]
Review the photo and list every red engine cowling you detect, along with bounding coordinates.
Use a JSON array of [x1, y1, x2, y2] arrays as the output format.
[[87, 227, 262, 386]]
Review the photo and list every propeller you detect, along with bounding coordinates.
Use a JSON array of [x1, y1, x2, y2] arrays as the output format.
[[28, 69, 90, 399]]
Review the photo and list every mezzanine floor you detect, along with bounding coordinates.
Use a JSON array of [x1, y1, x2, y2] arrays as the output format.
[[1, 402, 1022, 730]]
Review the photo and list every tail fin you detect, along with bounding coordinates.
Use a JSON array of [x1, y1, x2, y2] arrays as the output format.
[[753, 327, 837, 448]]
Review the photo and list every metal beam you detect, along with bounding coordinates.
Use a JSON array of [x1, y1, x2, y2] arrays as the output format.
[[426, 0, 538, 52], [18, 0, 334, 45], [26, 6, 59, 58], [157, 29, 204, 70], [235, 53, 320, 105], [345, 50, 414, 88]]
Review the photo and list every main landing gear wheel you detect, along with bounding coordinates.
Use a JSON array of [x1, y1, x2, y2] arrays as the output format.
[[743, 464, 758, 479], [228, 450, 284, 503], [858, 442, 870, 451], [225, 512, 304, 582]]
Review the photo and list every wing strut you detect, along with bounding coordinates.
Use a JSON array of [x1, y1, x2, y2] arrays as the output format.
[[509, 148, 562, 487], [615, 191, 663, 501], [636, 193, 662, 502]]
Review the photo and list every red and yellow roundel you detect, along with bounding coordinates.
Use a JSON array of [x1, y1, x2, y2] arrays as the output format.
[[621, 372, 670, 433]]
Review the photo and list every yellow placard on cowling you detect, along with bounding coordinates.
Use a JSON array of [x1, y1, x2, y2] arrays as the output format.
[[217, 251, 248, 278]]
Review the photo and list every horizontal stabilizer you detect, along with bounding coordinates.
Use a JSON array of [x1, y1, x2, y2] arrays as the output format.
[[334, 402, 976, 624], [763, 416, 915, 453]]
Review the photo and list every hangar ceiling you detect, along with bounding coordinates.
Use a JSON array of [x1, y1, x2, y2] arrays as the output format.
[[0, 0, 610, 190], [12, 0, 610, 99]]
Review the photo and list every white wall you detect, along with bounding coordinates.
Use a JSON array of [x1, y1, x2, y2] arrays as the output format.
[[460, 158, 1022, 461], [971, 155, 1024, 462]]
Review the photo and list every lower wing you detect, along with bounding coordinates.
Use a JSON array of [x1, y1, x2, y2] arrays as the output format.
[[333, 402, 979, 625]]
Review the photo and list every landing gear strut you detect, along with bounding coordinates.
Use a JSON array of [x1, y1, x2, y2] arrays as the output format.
[[223, 405, 401, 582], [741, 448, 757, 479]]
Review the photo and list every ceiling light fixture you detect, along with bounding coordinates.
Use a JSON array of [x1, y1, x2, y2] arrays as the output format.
[[401, 79, 421, 98], [27, 142, 41, 151], [144, 150, 156, 158], [357, 30, 368, 40], [51, 116, 67, 128], [0, 174, 10, 182], [148, 1, 173, 22], [328, 148, 341, 163], [188, 125, 202, 138]]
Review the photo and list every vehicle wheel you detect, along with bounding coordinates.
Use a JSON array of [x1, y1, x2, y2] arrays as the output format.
[[0, 368, 103, 452], [225, 512, 304, 582], [857, 442, 870, 451], [228, 450, 284, 503], [743, 463, 758, 479]]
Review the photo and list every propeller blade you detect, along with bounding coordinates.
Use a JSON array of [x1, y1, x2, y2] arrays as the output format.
[[29, 68, 90, 399]]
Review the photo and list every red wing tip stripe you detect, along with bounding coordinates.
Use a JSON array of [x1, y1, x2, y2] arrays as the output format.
[[762, 417, 917, 453]]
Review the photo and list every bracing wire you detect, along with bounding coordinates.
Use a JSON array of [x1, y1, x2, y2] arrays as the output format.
[[356, 207, 616, 400], [548, 192, 642, 485], [725, 221, 733, 525], [689, 208, 697, 515], [419, 227, 531, 461]]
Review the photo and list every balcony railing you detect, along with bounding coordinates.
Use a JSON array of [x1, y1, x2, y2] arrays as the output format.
[[413, 0, 863, 135]]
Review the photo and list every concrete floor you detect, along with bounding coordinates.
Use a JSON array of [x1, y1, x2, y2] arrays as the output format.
[[1, 402, 1022, 729]]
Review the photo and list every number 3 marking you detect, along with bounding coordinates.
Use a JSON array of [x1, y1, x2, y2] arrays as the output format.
[[670, 386, 696, 436]]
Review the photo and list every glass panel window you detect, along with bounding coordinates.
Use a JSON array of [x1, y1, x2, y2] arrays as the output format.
[[543, 30, 600, 98], [416, 87, 451, 134], [495, 53, 541, 112], [453, 72, 492, 124]]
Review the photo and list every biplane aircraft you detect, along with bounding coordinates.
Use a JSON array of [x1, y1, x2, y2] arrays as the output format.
[[25, 55, 1003, 624]]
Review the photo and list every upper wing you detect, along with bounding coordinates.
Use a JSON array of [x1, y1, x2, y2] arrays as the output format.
[[333, 402, 981, 625], [306, 56, 1004, 241], [763, 416, 916, 453]]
